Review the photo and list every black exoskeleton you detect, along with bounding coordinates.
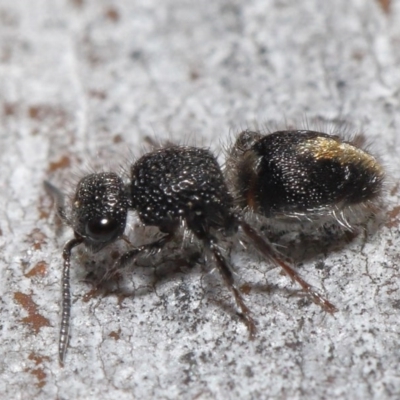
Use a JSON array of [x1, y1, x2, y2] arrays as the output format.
[[46, 129, 385, 364]]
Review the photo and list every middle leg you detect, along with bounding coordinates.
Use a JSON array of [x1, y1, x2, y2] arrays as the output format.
[[199, 231, 257, 339]]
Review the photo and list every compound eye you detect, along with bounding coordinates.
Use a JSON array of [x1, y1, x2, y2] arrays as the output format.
[[85, 217, 120, 242]]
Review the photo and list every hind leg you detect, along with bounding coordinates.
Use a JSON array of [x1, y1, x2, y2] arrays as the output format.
[[240, 219, 337, 314]]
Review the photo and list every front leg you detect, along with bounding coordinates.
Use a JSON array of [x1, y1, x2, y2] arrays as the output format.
[[102, 232, 175, 281]]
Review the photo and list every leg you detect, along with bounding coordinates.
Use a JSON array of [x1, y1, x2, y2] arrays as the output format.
[[240, 220, 337, 314], [44, 180, 70, 223], [60, 232, 173, 365], [102, 232, 175, 281], [59, 236, 84, 365], [201, 234, 257, 339]]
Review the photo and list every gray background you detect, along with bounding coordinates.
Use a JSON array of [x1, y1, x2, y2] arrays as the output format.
[[1, 0, 400, 399]]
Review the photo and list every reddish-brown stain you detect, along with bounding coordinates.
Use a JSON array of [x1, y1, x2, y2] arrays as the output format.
[[26, 228, 47, 250], [0, 45, 11, 63], [48, 155, 71, 172], [105, 7, 120, 22], [28, 106, 42, 120], [377, 0, 391, 13], [26, 353, 50, 387], [28, 104, 68, 132], [70, 0, 84, 7], [14, 292, 51, 333], [24, 366, 47, 389], [3, 102, 17, 116], [190, 70, 200, 81], [113, 134, 123, 144], [109, 329, 121, 340], [386, 205, 400, 228], [32, 368, 47, 388], [390, 182, 399, 196], [352, 50, 365, 61], [28, 352, 50, 365], [25, 261, 48, 278], [88, 89, 107, 99]]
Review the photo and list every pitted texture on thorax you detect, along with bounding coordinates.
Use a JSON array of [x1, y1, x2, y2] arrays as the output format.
[[131, 146, 234, 233]]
